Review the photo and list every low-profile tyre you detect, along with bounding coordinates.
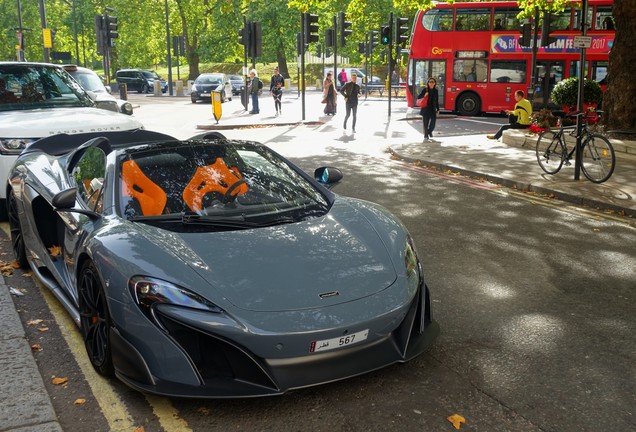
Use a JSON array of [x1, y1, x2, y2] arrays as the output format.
[[457, 93, 481, 116], [8, 191, 28, 268], [536, 131, 565, 174], [79, 261, 114, 376], [581, 134, 615, 183]]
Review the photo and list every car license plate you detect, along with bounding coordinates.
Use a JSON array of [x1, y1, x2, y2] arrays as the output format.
[[309, 329, 369, 353], [202, 92, 210, 97]]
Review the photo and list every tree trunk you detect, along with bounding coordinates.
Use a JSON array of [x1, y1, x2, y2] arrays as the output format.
[[604, 0, 636, 131], [276, 48, 289, 79]]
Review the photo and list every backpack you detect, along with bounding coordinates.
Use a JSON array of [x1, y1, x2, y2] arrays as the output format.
[[257, 79, 263, 90]]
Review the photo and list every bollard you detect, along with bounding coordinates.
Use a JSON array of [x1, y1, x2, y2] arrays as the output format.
[[284, 78, 291, 90], [187, 80, 194, 94], [153, 80, 162, 96], [176, 80, 184, 97], [119, 83, 127, 101]]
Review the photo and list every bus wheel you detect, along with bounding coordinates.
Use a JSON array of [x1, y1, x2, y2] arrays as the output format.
[[457, 93, 481, 116]]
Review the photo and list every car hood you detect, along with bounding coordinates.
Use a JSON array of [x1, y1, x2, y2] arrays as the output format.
[[0, 107, 142, 138], [194, 83, 222, 91], [137, 202, 397, 312]]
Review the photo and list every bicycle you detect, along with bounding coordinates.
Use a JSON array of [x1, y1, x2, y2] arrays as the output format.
[[535, 111, 615, 183]]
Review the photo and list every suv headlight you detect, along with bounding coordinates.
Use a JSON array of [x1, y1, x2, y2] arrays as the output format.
[[405, 235, 423, 290], [0, 138, 37, 155], [119, 101, 133, 115]]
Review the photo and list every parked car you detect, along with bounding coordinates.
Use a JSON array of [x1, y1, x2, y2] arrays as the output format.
[[229, 74, 244, 96], [323, 67, 368, 89], [0, 62, 143, 219], [115, 69, 168, 94], [63, 65, 133, 115], [7, 130, 438, 397], [191, 73, 233, 103]]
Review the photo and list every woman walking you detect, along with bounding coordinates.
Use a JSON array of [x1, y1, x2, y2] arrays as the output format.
[[322, 72, 337, 115], [417, 78, 439, 142]]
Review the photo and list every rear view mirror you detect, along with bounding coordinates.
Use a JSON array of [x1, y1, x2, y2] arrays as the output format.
[[314, 167, 343, 188]]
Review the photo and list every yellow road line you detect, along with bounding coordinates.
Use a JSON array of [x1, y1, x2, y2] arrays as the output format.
[[145, 394, 192, 431], [37, 283, 138, 432]]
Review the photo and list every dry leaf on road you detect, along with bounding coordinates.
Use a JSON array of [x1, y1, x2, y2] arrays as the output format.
[[48, 245, 62, 257], [52, 377, 68, 385], [74, 398, 87, 405], [447, 413, 466, 430]]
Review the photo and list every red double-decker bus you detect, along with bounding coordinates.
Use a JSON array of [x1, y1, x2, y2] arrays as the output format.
[[405, 0, 614, 116]]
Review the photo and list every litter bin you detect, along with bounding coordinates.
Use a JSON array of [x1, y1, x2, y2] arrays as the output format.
[[284, 78, 291, 90], [119, 83, 127, 101]]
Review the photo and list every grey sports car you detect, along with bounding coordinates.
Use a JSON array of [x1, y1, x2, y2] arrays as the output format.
[[7, 130, 438, 398]]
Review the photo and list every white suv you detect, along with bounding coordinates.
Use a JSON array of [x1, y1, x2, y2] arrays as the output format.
[[0, 62, 143, 219]]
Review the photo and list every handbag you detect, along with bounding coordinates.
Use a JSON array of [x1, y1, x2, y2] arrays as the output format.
[[416, 93, 428, 108]]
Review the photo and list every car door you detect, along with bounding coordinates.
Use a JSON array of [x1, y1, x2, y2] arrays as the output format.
[[59, 145, 108, 302]]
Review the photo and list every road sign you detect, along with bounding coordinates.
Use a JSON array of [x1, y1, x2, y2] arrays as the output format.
[[573, 35, 592, 49]]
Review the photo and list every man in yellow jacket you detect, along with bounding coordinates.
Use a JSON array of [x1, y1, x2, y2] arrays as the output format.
[[488, 90, 533, 140]]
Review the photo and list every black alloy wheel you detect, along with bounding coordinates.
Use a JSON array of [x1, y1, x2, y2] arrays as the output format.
[[79, 261, 114, 376], [8, 190, 28, 268]]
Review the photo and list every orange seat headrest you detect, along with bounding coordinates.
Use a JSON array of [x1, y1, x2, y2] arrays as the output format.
[[121, 160, 167, 216]]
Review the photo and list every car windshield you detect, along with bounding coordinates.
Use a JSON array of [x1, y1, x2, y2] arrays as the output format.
[[230, 75, 243, 81], [142, 71, 161, 80], [197, 75, 221, 85], [69, 71, 106, 93], [118, 141, 330, 227], [0, 64, 93, 112]]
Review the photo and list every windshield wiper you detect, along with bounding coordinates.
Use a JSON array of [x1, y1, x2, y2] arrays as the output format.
[[130, 213, 295, 229]]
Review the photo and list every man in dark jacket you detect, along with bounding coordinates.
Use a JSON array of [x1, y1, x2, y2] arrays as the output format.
[[340, 73, 361, 132]]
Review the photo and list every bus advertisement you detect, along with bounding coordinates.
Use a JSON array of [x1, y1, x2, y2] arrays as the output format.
[[405, 0, 614, 116]]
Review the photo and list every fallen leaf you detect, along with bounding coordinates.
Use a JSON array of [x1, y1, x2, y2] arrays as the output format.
[[10, 261, 21, 268], [37, 327, 49, 332], [22, 272, 32, 277], [74, 398, 87, 405], [197, 407, 210, 415], [52, 377, 68, 385], [447, 414, 466, 430], [48, 246, 62, 257], [133, 427, 145, 432], [27, 319, 44, 326], [8, 287, 24, 296], [31, 344, 42, 352]]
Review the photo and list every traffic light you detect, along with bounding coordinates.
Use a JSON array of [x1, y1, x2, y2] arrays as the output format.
[[304, 13, 319, 44], [325, 29, 334, 47], [106, 15, 118, 46], [380, 26, 391, 45], [358, 42, 366, 54], [394, 16, 409, 46], [94, 15, 105, 55], [250, 21, 262, 57], [339, 12, 352, 47], [316, 44, 322, 57], [369, 30, 379, 50], [519, 23, 532, 47], [239, 21, 252, 57], [540, 13, 557, 47]]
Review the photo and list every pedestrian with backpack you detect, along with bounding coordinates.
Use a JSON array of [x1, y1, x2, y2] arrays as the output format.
[[248, 69, 261, 114]]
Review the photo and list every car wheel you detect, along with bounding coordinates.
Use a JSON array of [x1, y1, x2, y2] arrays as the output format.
[[8, 191, 28, 269], [139, 84, 148, 94], [79, 260, 114, 376], [191, 96, 197, 104]]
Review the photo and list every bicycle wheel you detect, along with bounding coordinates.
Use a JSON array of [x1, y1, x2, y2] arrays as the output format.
[[536, 131, 565, 174], [580, 134, 615, 183]]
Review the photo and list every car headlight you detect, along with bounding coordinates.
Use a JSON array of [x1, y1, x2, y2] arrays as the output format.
[[120, 102, 133, 115], [130, 276, 223, 321], [0, 138, 37, 155], [405, 235, 422, 288]]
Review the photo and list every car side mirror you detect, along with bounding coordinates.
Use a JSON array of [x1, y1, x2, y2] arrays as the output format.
[[314, 167, 343, 189], [52, 188, 100, 219]]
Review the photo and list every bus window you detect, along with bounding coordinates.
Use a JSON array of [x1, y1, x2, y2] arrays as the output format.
[[455, 8, 491, 31], [422, 9, 453, 32], [595, 6, 614, 30], [592, 61, 608, 84], [569, 60, 590, 79], [551, 10, 573, 31], [453, 59, 487, 82], [493, 8, 521, 31], [573, 6, 594, 31], [490, 60, 526, 84]]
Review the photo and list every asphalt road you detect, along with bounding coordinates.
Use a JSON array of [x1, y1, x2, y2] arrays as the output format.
[[4, 92, 634, 432]]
